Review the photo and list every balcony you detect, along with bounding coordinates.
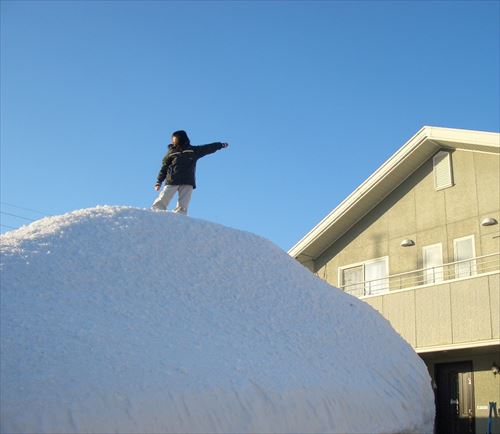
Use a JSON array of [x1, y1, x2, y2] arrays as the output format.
[[338, 252, 500, 351], [340, 252, 500, 297]]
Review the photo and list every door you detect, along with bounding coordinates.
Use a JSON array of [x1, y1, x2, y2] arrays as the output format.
[[423, 243, 444, 284], [364, 257, 388, 295], [454, 236, 476, 278], [435, 361, 475, 434]]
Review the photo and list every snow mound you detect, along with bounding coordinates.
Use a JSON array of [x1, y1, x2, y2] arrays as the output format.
[[1, 206, 434, 433]]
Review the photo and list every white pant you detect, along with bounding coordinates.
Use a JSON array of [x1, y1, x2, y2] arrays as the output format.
[[152, 184, 193, 215]]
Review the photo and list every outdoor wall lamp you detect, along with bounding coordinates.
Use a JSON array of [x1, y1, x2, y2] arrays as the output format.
[[481, 217, 498, 226], [492, 362, 499, 376], [400, 239, 415, 247]]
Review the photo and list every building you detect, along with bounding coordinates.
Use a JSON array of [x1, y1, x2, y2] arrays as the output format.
[[289, 126, 500, 434]]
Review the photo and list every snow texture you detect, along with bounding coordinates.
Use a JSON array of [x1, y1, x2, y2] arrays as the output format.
[[1, 206, 434, 433]]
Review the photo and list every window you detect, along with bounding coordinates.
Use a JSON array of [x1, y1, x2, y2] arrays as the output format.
[[342, 266, 364, 297], [454, 235, 476, 278], [422, 243, 444, 284], [433, 151, 453, 190], [340, 257, 389, 296]]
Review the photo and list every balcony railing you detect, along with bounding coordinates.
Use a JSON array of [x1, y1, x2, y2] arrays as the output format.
[[340, 252, 500, 297]]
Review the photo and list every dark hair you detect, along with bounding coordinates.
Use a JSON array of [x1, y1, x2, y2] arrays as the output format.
[[172, 130, 190, 147]]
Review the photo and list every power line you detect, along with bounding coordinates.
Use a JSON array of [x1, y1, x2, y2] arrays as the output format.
[[1, 223, 18, 230], [0, 201, 49, 216], [0, 211, 36, 222]]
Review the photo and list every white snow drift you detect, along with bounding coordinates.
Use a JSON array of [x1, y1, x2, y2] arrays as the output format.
[[0, 206, 434, 433]]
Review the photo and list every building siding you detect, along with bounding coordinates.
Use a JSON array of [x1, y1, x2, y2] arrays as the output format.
[[315, 149, 499, 287], [450, 277, 492, 343], [353, 276, 498, 351], [490, 274, 500, 339]]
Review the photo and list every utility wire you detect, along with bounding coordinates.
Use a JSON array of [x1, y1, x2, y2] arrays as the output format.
[[1, 223, 18, 230], [0, 211, 36, 221], [0, 201, 49, 216], [0, 202, 53, 232]]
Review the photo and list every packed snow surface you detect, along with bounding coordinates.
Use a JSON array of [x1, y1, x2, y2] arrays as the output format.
[[1, 206, 434, 433]]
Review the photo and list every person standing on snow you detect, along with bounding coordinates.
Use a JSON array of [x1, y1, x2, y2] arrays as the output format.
[[152, 130, 229, 215]]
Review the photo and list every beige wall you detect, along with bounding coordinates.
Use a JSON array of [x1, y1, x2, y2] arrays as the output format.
[[361, 273, 499, 350], [315, 149, 500, 287]]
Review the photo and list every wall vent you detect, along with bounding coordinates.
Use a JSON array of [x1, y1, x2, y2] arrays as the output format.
[[433, 151, 453, 190]]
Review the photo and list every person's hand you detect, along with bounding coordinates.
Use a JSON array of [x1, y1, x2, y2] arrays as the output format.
[[221, 142, 229, 148], [154, 184, 160, 191]]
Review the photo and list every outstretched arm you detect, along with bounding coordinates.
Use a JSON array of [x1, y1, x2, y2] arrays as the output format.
[[194, 142, 229, 159]]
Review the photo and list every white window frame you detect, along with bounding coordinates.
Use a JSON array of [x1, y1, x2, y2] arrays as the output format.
[[453, 235, 477, 278], [433, 150, 454, 190], [340, 263, 364, 297], [422, 243, 444, 284], [338, 256, 389, 297]]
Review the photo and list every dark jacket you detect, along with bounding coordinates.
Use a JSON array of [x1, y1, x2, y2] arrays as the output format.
[[155, 142, 224, 189]]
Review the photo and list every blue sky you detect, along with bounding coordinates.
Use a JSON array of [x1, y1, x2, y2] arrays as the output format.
[[1, 0, 499, 250]]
